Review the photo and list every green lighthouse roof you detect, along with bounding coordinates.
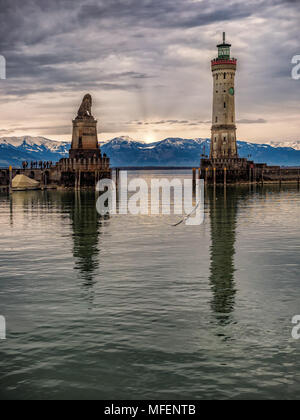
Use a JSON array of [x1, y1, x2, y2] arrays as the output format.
[[217, 42, 231, 48], [217, 32, 231, 59]]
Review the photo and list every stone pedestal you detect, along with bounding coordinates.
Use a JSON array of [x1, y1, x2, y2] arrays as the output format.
[[70, 118, 101, 160]]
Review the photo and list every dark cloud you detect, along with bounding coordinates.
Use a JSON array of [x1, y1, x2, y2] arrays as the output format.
[[0, 0, 298, 95], [0, 129, 15, 135], [274, 0, 300, 4], [131, 120, 200, 126], [12, 125, 71, 135], [76, 0, 255, 29], [0, 0, 299, 141], [237, 119, 267, 124], [141, 120, 214, 126]]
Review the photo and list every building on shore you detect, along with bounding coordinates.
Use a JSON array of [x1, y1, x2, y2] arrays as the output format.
[[200, 33, 299, 184]]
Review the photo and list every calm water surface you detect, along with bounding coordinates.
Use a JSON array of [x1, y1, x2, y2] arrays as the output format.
[[0, 172, 300, 400]]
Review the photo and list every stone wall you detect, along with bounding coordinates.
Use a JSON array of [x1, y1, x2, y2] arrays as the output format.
[[200, 159, 300, 184]]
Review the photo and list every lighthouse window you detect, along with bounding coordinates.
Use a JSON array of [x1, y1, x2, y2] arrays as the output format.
[[224, 73, 226, 79], [216, 75, 218, 80], [216, 117, 218, 123], [224, 102, 226, 108]]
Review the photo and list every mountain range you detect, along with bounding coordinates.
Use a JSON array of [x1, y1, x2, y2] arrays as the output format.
[[0, 136, 299, 168]]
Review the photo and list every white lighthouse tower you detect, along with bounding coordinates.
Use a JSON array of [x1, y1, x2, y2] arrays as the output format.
[[210, 33, 238, 161]]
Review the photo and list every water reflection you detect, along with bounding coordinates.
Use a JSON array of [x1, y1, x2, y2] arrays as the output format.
[[9, 191, 106, 304], [209, 187, 238, 324], [64, 192, 106, 305]]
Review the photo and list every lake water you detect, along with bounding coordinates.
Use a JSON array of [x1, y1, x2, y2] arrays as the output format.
[[0, 171, 300, 400]]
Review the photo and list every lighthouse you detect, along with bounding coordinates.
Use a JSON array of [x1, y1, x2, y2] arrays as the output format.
[[210, 33, 238, 160]]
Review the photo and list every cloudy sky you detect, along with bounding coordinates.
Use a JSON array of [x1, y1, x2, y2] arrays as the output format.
[[0, 0, 299, 143]]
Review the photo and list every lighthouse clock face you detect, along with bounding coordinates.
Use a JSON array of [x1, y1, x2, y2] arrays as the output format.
[[229, 87, 235, 96]]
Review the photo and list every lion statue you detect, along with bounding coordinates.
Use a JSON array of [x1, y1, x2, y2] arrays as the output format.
[[77, 94, 93, 118]]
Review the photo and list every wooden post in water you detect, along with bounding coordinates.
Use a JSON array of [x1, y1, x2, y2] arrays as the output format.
[[78, 171, 81, 189], [279, 168, 282, 187], [213, 167, 216, 186], [41, 171, 44, 190], [192, 168, 196, 192], [75, 171, 78, 190], [116, 168, 120, 191], [9, 166, 13, 195], [224, 167, 227, 186], [95, 171, 97, 188], [205, 167, 209, 184]]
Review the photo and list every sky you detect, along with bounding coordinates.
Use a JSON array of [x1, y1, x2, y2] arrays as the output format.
[[0, 0, 299, 144]]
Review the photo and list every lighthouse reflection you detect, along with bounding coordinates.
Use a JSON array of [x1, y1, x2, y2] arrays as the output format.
[[208, 187, 238, 324]]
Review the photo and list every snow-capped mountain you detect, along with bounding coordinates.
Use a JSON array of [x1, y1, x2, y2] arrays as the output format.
[[101, 137, 210, 167], [0, 136, 70, 167], [101, 137, 300, 167], [0, 136, 70, 152], [0, 136, 299, 168], [269, 141, 300, 151]]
